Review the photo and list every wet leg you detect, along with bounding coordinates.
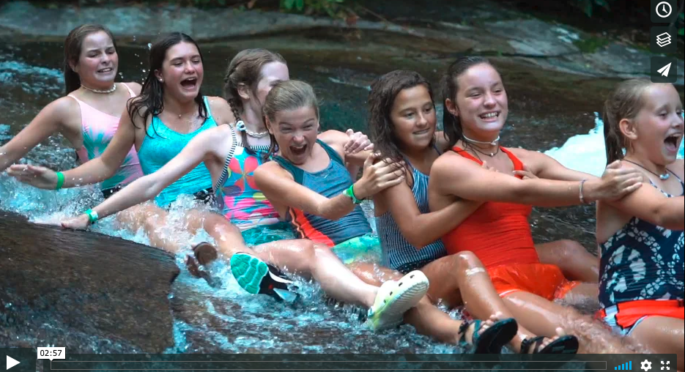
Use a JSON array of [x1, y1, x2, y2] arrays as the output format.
[[630, 317, 684, 370], [251, 241, 378, 307], [503, 290, 630, 353], [422, 252, 556, 352], [351, 264, 502, 347], [535, 240, 599, 283]]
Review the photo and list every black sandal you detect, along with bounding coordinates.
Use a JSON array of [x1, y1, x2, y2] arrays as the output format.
[[458, 318, 518, 354], [520, 335, 579, 355]]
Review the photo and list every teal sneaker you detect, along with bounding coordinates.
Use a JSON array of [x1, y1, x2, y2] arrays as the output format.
[[229, 253, 298, 303], [365, 270, 429, 331]]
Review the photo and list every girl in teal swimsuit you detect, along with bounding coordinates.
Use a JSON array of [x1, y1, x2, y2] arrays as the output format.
[[46, 50, 436, 334], [10, 32, 236, 253]]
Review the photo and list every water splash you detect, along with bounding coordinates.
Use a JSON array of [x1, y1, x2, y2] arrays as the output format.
[[545, 112, 685, 177]]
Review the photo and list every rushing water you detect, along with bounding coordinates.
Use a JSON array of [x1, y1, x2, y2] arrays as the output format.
[[0, 40, 683, 354]]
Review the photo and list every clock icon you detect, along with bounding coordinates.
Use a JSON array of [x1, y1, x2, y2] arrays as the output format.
[[656, 1, 673, 18]]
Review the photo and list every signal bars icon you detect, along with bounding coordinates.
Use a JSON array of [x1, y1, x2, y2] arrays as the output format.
[[615, 361, 633, 370]]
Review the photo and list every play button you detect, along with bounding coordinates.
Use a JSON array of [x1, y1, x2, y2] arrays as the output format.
[[0, 350, 34, 372], [5, 356, 20, 370]]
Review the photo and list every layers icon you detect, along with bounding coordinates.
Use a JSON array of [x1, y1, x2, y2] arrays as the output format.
[[656, 32, 672, 47]]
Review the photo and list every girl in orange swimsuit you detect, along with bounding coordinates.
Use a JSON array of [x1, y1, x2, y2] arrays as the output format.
[[429, 56, 645, 353]]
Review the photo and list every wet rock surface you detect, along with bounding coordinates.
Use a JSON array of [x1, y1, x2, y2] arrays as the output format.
[[0, 211, 179, 353], [1, 0, 682, 83]]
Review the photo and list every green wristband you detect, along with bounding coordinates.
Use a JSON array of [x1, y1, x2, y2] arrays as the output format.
[[344, 184, 363, 204], [55, 172, 65, 190], [85, 209, 99, 225]]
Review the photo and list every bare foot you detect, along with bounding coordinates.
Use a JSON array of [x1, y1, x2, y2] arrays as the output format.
[[463, 313, 504, 344]]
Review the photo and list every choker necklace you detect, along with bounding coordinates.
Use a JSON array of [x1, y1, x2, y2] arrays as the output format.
[[463, 134, 500, 147], [236, 121, 269, 138], [81, 84, 117, 94], [624, 159, 670, 180]]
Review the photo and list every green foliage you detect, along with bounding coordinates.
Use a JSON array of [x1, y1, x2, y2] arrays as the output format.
[[573, 36, 610, 53], [280, 0, 345, 17], [569, 0, 612, 17]]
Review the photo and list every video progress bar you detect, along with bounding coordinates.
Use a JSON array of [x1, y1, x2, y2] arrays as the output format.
[[48, 360, 607, 371]]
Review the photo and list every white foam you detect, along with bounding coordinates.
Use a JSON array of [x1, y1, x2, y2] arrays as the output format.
[[545, 113, 685, 177]]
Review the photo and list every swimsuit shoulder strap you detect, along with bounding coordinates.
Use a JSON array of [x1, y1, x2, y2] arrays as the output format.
[[500, 147, 524, 171], [203, 96, 213, 118], [451, 145, 481, 164], [317, 139, 345, 166], [121, 83, 136, 97], [213, 126, 239, 192]]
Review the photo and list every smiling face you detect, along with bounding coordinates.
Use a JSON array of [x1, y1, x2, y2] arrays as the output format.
[[389, 84, 437, 152], [155, 41, 203, 101], [73, 31, 118, 87], [447, 63, 508, 140], [627, 84, 684, 165], [268, 105, 319, 165]]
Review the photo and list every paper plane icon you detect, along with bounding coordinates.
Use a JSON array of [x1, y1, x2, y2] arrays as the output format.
[[658, 63, 672, 77]]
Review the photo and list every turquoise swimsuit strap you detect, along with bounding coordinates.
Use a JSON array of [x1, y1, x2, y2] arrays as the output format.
[[273, 139, 344, 184]]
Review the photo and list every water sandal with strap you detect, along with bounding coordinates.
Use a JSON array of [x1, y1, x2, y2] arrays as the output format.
[[458, 318, 518, 354], [365, 270, 429, 331], [230, 253, 298, 303], [520, 335, 579, 355]]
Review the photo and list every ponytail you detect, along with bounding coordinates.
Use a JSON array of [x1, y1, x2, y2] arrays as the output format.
[[602, 79, 651, 165]]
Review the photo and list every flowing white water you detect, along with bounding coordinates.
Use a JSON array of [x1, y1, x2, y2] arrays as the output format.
[[545, 112, 685, 177]]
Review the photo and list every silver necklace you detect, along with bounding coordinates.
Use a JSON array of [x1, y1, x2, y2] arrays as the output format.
[[81, 84, 117, 94], [624, 159, 670, 180], [236, 120, 269, 138]]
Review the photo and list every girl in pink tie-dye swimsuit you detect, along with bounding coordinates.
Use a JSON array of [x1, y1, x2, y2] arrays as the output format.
[[0, 24, 142, 198], [70, 83, 142, 197]]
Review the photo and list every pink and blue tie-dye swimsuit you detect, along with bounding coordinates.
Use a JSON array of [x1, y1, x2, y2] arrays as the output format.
[[69, 83, 143, 194]]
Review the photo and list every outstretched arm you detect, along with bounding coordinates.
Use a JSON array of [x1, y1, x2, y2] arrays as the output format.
[[61, 126, 230, 229], [513, 149, 599, 181], [432, 153, 643, 207], [0, 98, 75, 172], [8, 104, 139, 189]]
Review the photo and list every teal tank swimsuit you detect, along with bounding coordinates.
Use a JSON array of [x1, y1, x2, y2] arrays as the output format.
[[137, 97, 216, 207]]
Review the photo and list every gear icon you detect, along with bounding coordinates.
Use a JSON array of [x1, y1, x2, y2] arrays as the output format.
[[641, 359, 653, 371]]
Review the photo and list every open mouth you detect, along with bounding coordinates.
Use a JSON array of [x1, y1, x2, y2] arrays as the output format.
[[180, 77, 198, 89], [479, 111, 500, 121], [664, 133, 682, 152], [290, 144, 307, 156], [413, 129, 430, 136], [97, 67, 114, 73]]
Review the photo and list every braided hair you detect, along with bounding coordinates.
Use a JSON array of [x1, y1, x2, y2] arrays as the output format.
[[223, 49, 286, 159]]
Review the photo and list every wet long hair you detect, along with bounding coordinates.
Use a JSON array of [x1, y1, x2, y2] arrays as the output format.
[[263, 80, 319, 158], [441, 56, 494, 148], [603, 79, 652, 164], [63, 24, 117, 95], [223, 48, 286, 158], [128, 32, 207, 136], [368, 70, 435, 174]]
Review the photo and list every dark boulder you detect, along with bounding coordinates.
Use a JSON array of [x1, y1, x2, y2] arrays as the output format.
[[0, 211, 179, 353]]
